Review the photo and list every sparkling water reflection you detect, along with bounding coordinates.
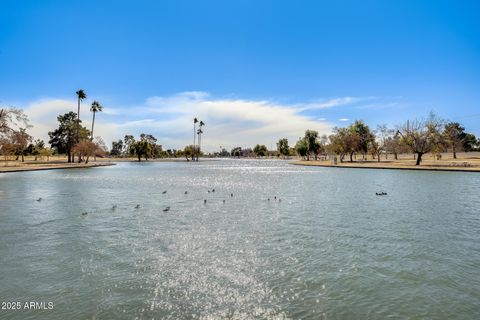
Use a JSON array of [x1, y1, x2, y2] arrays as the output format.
[[0, 160, 479, 319]]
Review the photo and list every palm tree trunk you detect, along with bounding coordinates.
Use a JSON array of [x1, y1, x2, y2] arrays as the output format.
[[77, 97, 80, 140], [75, 97, 81, 163], [198, 133, 201, 161], [91, 111, 96, 140], [193, 123, 196, 161]]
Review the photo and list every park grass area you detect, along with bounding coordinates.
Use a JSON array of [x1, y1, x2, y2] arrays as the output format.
[[0, 157, 115, 173], [291, 152, 480, 172]]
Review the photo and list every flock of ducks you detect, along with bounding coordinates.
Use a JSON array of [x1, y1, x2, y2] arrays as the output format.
[[35, 189, 283, 217], [36, 188, 388, 216]]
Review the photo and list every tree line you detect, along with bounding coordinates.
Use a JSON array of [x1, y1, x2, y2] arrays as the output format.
[[223, 113, 479, 165], [289, 112, 479, 165], [2, 99, 479, 165]]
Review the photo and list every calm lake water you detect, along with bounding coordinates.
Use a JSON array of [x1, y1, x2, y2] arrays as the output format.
[[0, 160, 479, 319]]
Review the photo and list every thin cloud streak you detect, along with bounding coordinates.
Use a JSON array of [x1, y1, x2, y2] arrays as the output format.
[[296, 96, 378, 112]]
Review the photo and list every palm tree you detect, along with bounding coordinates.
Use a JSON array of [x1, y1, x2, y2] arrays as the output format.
[[197, 128, 203, 160], [75, 89, 87, 162], [90, 101, 103, 140], [75, 89, 87, 126], [193, 117, 198, 161], [197, 121, 205, 161]]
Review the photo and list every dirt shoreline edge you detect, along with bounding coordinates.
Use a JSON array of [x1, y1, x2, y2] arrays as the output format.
[[0, 162, 116, 173], [290, 161, 480, 173]]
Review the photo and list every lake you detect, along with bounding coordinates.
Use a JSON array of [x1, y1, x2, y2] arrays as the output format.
[[0, 160, 479, 319]]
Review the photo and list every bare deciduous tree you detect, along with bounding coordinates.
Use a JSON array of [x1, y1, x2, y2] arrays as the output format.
[[396, 112, 444, 165]]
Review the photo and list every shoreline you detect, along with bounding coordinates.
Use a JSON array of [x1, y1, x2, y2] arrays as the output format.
[[0, 157, 215, 173], [3, 158, 480, 173], [0, 162, 115, 173], [291, 160, 480, 173]]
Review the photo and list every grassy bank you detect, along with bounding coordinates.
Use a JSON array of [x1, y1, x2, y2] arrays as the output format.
[[0, 155, 211, 173], [291, 152, 480, 172]]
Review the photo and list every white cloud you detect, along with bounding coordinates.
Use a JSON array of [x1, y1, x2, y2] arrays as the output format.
[[19, 92, 366, 152], [338, 118, 350, 122], [22, 99, 76, 145]]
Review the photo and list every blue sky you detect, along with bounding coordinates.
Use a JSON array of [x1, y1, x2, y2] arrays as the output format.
[[1, 0, 479, 150]]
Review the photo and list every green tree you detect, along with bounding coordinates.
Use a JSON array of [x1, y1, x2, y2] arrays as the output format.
[[126, 134, 158, 161], [39, 146, 54, 161], [27, 139, 54, 161], [328, 127, 360, 162], [443, 122, 466, 159], [90, 101, 103, 140], [26, 139, 45, 160], [463, 133, 479, 152], [277, 138, 290, 158], [124, 135, 135, 155], [153, 145, 163, 158], [130, 140, 153, 161], [253, 144, 268, 157], [303, 130, 320, 160], [49, 112, 90, 163], [231, 147, 242, 158], [219, 148, 230, 157], [350, 120, 374, 159], [183, 145, 198, 161], [295, 138, 308, 160], [110, 140, 124, 156]]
